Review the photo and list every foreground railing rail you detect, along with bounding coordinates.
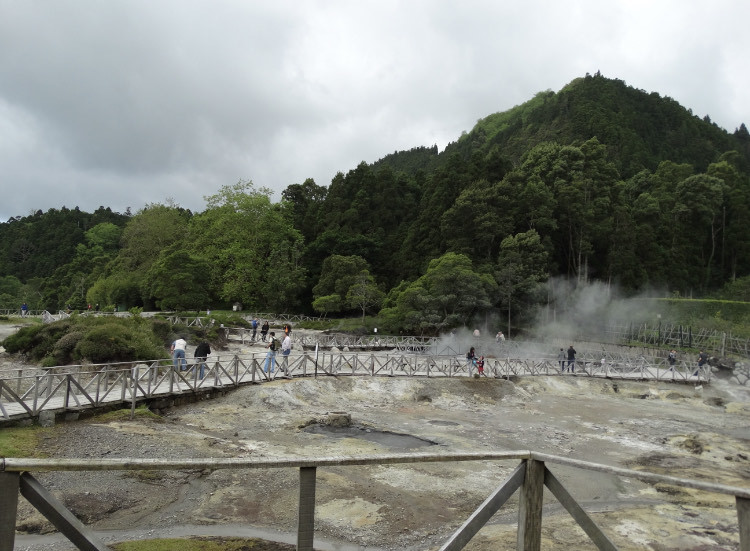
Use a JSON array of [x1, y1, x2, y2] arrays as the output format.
[[1, 451, 748, 551]]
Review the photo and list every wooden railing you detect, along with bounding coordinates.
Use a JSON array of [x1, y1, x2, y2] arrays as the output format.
[[1, 451, 748, 551]]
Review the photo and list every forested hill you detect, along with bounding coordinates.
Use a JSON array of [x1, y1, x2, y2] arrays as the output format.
[[373, 73, 750, 179], [2, 73, 750, 330]]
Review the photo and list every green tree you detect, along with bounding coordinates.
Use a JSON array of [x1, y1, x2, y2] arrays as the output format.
[[347, 270, 385, 320], [143, 248, 212, 311], [312, 255, 370, 315], [380, 252, 497, 334], [189, 180, 304, 309], [495, 230, 549, 336]]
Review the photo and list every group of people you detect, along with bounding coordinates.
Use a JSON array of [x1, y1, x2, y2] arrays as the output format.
[[170, 336, 211, 379], [466, 346, 486, 376], [263, 324, 293, 373], [170, 322, 295, 379]]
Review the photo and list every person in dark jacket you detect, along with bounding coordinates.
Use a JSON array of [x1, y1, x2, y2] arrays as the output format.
[[566, 345, 577, 373], [194, 341, 211, 379]]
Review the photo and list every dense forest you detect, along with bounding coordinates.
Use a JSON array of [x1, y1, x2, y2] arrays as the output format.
[[2, 74, 749, 334]]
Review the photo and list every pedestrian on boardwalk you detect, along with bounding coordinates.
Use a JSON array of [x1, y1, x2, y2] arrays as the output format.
[[496, 331, 505, 343], [251, 317, 258, 341], [668, 349, 677, 370], [280, 332, 292, 374], [566, 345, 577, 373], [264, 332, 279, 373], [695, 350, 708, 376], [466, 346, 477, 372], [557, 348, 566, 372], [171, 336, 188, 371], [477, 356, 485, 376], [21, 302, 28, 317], [194, 340, 211, 379], [260, 320, 269, 342]]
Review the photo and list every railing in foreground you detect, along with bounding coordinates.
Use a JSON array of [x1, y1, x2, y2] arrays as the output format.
[[1, 451, 748, 551]]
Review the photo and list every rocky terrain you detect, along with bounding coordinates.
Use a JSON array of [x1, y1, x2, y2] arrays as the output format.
[[3, 322, 750, 550]]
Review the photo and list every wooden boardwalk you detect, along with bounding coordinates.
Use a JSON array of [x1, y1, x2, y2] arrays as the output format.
[[0, 349, 710, 424]]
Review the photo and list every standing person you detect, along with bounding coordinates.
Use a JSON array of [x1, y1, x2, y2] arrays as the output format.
[[260, 320, 269, 342], [283, 323, 292, 337], [280, 332, 292, 374], [668, 349, 677, 369], [193, 340, 211, 379], [695, 350, 708, 376], [566, 345, 577, 373], [557, 348, 566, 372], [466, 346, 477, 372], [171, 336, 188, 371], [21, 302, 28, 317], [264, 332, 279, 373], [251, 317, 258, 341], [496, 331, 505, 343]]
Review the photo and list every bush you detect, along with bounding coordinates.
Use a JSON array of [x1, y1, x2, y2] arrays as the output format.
[[3, 316, 167, 366]]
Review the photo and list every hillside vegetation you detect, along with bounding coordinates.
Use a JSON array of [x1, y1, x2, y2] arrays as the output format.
[[2, 73, 749, 337]]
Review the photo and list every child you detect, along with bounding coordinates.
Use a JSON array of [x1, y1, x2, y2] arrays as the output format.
[[477, 356, 485, 376]]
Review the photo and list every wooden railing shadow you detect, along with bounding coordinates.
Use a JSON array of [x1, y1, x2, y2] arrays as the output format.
[[1, 451, 749, 551]]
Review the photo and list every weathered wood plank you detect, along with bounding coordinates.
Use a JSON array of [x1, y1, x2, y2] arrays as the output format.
[[19, 472, 111, 551], [439, 461, 525, 551], [518, 458, 544, 551], [544, 467, 619, 551]]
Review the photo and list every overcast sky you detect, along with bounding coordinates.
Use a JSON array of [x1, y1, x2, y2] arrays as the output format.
[[1, 1, 748, 222]]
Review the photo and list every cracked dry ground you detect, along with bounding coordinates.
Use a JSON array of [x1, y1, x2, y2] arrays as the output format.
[[14, 374, 750, 550]]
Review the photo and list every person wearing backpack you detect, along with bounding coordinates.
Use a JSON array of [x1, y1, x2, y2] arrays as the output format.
[[194, 340, 211, 379], [264, 331, 279, 373]]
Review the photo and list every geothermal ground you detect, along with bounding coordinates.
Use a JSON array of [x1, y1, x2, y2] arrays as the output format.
[[3, 324, 750, 551]]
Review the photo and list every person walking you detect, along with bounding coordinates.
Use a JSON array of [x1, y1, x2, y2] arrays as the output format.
[[193, 340, 211, 379], [171, 336, 188, 371], [264, 332, 279, 373], [21, 302, 28, 317], [251, 317, 258, 341], [260, 320, 269, 342], [566, 345, 577, 373]]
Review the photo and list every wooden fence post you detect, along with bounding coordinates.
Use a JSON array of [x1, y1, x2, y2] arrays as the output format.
[[0, 472, 20, 551], [298, 466, 317, 551], [738, 497, 750, 551], [517, 458, 544, 551]]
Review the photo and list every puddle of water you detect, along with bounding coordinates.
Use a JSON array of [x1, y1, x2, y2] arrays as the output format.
[[304, 424, 437, 449]]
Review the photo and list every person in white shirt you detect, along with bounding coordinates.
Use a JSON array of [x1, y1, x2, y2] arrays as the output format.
[[171, 337, 187, 371]]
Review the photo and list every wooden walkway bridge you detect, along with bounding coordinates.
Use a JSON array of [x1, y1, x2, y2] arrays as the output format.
[[0, 346, 710, 424]]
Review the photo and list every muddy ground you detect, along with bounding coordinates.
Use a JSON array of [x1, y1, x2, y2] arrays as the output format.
[[3, 323, 750, 550]]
